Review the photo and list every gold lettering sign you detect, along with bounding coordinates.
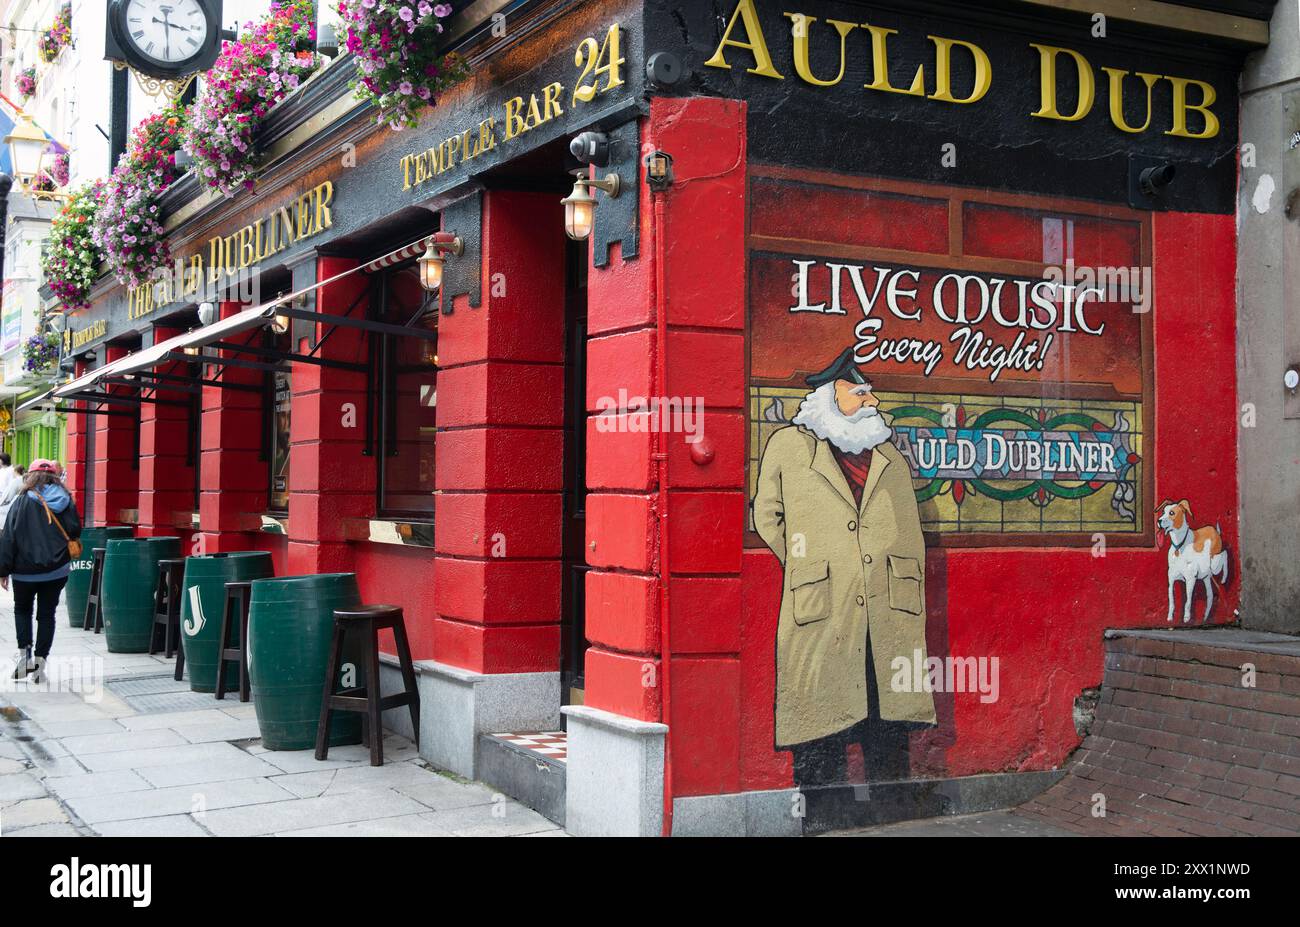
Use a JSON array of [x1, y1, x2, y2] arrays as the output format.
[[129, 181, 335, 312], [706, 0, 1219, 139], [67, 319, 107, 351], [399, 24, 626, 193]]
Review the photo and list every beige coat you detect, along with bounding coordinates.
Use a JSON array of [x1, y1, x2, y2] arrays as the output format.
[[753, 424, 937, 748]]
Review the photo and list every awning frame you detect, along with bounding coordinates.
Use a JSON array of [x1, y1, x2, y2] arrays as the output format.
[[51, 231, 442, 432]]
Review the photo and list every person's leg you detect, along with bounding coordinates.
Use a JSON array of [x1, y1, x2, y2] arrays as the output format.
[[12, 579, 38, 652], [32, 577, 67, 659]]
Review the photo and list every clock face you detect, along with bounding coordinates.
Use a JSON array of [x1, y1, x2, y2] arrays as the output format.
[[119, 0, 210, 66]]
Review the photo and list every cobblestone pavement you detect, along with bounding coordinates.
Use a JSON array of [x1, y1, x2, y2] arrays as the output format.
[[0, 593, 563, 838]]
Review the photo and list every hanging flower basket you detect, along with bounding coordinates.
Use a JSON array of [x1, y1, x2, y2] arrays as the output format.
[[37, 3, 72, 63], [185, 0, 319, 197], [22, 333, 61, 374], [338, 0, 466, 130], [16, 67, 37, 99], [41, 180, 103, 310], [48, 151, 70, 187], [92, 104, 188, 288]]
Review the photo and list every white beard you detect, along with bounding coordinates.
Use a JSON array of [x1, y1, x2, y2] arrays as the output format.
[[792, 383, 893, 455]]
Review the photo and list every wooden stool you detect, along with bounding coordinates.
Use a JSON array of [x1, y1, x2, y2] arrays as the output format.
[[82, 548, 107, 633], [149, 558, 185, 660], [214, 580, 253, 703], [315, 605, 419, 767]]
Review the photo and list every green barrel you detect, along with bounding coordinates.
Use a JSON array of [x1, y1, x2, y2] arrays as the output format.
[[101, 537, 181, 653], [248, 573, 364, 751], [64, 526, 133, 627], [180, 552, 274, 693]]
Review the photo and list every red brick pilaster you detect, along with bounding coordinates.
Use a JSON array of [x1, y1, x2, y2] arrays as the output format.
[[583, 99, 749, 796], [138, 324, 195, 538], [198, 301, 266, 552], [285, 257, 372, 574], [432, 190, 566, 674], [93, 345, 140, 527], [64, 358, 89, 516]]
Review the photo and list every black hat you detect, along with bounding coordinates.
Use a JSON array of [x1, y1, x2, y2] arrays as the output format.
[[805, 346, 867, 388]]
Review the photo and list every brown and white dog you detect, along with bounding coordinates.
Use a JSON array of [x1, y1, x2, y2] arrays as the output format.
[[1156, 499, 1229, 623]]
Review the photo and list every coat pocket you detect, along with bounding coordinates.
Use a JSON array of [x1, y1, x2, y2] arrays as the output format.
[[887, 555, 923, 615], [789, 559, 831, 626]]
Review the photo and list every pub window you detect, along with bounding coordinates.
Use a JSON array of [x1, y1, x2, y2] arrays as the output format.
[[258, 319, 292, 515], [374, 263, 438, 516]]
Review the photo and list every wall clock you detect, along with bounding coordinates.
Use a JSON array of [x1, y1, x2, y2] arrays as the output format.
[[104, 0, 223, 98]]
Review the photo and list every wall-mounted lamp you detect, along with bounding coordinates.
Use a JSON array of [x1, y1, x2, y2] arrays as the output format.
[[271, 304, 291, 334], [561, 170, 621, 241], [197, 302, 216, 325], [418, 231, 464, 292]]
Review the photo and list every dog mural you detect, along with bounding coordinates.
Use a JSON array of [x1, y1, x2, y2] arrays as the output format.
[[1156, 499, 1230, 624]]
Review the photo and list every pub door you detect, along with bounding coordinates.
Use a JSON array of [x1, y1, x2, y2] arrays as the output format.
[[560, 237, 589, 711]]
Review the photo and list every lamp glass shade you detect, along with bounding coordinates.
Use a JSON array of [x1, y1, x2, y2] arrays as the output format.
[[5, 115, 47, 183], [419, 246, 444, 291]]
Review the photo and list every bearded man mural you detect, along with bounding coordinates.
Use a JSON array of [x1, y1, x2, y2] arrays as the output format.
[[753, 348, 936, 787]]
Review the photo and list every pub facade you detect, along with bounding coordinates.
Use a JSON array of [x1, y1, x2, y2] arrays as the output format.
[[42, 0, 1269, 835]]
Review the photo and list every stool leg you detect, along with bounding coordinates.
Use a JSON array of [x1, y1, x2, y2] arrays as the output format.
[[391, 620, 420, 748], [237, 590, 251, 703], [315, 622, 347, 761], [215, 595, 234, 701], [367, 625, 383, 766], [174, 633, 185, 682]]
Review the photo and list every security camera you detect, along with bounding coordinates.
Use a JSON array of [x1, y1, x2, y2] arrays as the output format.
[[1139, 163, 1176, 196], [570, 131, 612, 167]]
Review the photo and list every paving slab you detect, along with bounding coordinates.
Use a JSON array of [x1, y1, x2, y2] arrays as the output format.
[[66, 777, 295, 824], [117, 708, 243, 732], [170, 719, 261, 743], [0, 772, 50, 802], [135, 752, 284, 788], [94, 815, 210, 837], [61, 728, 189, 756], [418, 801, 558, 837], [76, 740, 252, 773], [43, 769, 154, 799], [394, 774, 500, 811], [33, 719, 127, 739], [0, 798, 69, 829], [4, 821, 82, 836], [273, 813, 457, 837], [200, 787, 431, 837]]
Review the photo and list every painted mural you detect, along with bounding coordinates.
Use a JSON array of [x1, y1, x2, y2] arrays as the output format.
[[746, 168, 1178, 785]]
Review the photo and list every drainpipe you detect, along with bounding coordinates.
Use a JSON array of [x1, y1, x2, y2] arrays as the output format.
[[648, 153, 675, 837]]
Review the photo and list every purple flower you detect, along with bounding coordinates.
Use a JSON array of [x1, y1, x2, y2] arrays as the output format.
[[434, 3, 452, 16], [398, 81, 413, 95], [398, 6, 413, 21]]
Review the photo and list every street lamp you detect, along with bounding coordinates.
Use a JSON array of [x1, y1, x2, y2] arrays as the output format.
[[4, 113, 48, 190]]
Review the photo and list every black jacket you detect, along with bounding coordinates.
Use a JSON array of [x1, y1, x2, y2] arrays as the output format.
[[0, 490, 83, 578]]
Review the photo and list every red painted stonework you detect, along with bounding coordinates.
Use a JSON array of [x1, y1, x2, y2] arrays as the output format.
[[432, 190, 566, 673], [93, 344, 140, 527]]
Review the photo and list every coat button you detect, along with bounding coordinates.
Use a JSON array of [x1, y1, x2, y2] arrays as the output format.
[[847, 520, 857, 531], [856, 595, 865, 606], [863, 554, 872, 564]]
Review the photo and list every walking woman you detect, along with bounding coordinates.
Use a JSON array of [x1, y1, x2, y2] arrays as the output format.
[[0, 460, 82, 682]]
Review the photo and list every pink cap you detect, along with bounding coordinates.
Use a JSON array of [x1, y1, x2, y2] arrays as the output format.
[[29, 459, 59, 475]]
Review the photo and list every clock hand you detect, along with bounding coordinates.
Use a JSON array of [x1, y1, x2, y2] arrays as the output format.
[[152, 17, 189, 31]]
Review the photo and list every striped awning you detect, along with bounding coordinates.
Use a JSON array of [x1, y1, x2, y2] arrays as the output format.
[[53, 230, 441, 403]]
